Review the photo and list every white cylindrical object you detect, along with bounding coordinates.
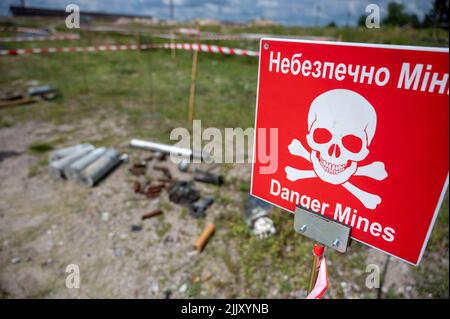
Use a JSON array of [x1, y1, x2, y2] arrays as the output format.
[[48, 144, 95, 180], [65, 147, 107, 181], [48, 143, 93, 163], [129, 139, 208, 161], [79, 149, 121, 187]]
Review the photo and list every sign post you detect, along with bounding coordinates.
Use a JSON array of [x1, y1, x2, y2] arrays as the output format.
[[308, 243, 325, 294], [251, 38, 449, 269]]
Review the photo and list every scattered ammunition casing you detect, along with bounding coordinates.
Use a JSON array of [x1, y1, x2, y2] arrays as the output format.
[[146, 191, 161, 198], [129, 162, 147, 176], [79, 148, 121, 187], [65, 147, 107, 181], [48, 143, 93, 163], [157, 178, 173, 184], [141, 209, 163, 220], [48, 144, 95, 180], [154, 165, 172, 179], [194, 223, 215, 252], [133, 181, 142, 193], [193, 169, 224, 186]]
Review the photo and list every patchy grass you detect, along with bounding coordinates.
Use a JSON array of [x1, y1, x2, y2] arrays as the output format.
[[28, 157, 48, 178], [1, 20, 448, 299], [414, 192, 449, 298], [156, 217, 172, 239], [28, 143, 54, 154]]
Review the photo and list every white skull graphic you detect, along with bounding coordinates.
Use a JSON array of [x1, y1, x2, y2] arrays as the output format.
[[306, 89, 377, 185]]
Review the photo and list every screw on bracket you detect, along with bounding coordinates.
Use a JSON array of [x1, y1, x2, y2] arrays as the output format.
[[332, 239, 340, 247], [299, 225, 307, 233]]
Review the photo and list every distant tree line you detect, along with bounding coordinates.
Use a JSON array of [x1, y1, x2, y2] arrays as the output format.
[[356, 0, 449, 28]]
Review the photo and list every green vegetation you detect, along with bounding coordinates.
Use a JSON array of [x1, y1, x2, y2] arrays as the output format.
[[0, 19, 448, 299], [28, 142, 54, 153]]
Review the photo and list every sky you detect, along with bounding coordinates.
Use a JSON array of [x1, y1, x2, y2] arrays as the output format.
[[0, 0, 435, 26]]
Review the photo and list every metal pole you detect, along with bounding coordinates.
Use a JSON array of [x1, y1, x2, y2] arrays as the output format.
[[307, 243, 325, 294]]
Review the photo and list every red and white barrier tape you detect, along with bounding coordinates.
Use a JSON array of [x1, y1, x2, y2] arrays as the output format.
[[0, 42, 259, 57], [0, 34, 80, 42], [157, 43, 259, 57], [306, 256, 328, 299], [0, 43, 148, 56]]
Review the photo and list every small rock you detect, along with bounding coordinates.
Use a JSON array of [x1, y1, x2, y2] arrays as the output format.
[[163, 235, 173, 244], [114, 248, 125, 257], [151, 282, 159, 293], [11, 256, 21, 264], [42, 258, 53, 267], [101, 212, 110, 221], [187, 250, 198, 257], [179, 283, 188, 293], [131, 225, 142, 232], [147, 279, 159, 295]]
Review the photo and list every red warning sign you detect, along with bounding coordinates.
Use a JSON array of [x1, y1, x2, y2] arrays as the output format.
[[251, 39, 449, 265]]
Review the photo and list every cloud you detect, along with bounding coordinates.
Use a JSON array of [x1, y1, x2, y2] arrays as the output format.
[[0, 0, 434, 26]]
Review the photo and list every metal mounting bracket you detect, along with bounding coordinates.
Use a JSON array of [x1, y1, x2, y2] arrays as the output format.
[[294, 206, 351, 253]]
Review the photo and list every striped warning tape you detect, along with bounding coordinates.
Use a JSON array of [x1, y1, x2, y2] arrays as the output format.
[[0, 34, 80, 42], [157, 43, 259, 57], [0, 42, 259, 57]]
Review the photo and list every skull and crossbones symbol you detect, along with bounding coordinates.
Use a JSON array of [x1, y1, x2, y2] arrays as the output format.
[[285, 89, 388, 209]]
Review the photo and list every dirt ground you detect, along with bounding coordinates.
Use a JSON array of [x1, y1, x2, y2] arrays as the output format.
[[0, 119, 254, 298], [0, 119, 446, 299]]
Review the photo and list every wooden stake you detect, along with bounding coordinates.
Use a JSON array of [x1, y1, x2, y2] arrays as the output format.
[[170, 30, 176, 58], [188, 24, 200, 126]]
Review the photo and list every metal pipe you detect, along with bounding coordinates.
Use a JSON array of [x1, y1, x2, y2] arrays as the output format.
[[48, 143, 93, 163], [129, 139, 209, 161], [141, 209, 163, 220], [27, 85, 57, 97], [64, 147, 107, 182], [48, 145, 95, 180], [79, 148, 121, 187]]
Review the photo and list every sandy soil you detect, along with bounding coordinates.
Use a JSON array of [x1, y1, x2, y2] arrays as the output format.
[[0, 120, 437, 299]]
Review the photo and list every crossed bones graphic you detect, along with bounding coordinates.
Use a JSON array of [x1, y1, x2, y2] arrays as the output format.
[[285, 139, 388, 209]]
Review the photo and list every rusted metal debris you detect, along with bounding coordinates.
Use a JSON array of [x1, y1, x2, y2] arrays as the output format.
[[168, 181, 200, 205], [154, 165, 172, 179], [189, 196, 214, 219], [0, 97, 36, 109], [155, 152, 167, 161], [177, 161, 224, 186], [141, 209, 163, 220], [157, 177, 174, 184], [129, 162, 147, 176], [133, 181, 142, 193], [133, 181, 165, 199]]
